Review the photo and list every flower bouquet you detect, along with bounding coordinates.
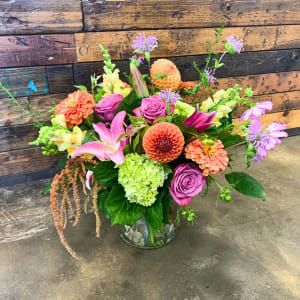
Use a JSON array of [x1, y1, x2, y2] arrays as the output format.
[[1, 27, 288, 259]]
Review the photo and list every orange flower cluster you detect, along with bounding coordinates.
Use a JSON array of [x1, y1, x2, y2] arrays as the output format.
[[143, 122, 184, 163], [55, 90, 95, 127], [185, 139, 229, 176]]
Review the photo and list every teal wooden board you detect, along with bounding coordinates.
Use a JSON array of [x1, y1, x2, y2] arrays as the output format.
[[0, 67, 49, 99]]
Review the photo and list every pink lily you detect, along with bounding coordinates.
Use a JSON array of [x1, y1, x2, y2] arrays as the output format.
[[183, 107, 217, 133], [71, 111, 127, 165], [85, 170, 93, 190]]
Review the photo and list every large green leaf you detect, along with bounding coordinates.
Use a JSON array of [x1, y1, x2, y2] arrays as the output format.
[[106, 184, 144, 225], [144, 198, 163, 231], [97, 189, 111, 219], [161, 191, 172, 224], [115, 92, 141, 114], [225, 172, 265, 200], [93, 161, 118, 187]]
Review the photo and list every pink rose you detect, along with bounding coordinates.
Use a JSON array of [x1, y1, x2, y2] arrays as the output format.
[[169, 163, 206, 206], [94, 94, 123, 122], [133, 95, 167, 122]]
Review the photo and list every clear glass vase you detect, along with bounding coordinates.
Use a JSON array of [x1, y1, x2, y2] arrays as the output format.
[[120, 216, 176, 249]]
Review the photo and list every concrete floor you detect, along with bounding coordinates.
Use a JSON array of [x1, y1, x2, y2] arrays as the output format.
[[1, 136, 300, 300]]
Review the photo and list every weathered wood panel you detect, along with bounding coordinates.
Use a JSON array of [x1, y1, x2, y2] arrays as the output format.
[[75, 26, 300, 62], [73, 49, 300, 88], [0, 124, 39, 152], [46, 65, 74, 94], [0, 0, 83, 35], [0, 34, 76, 68], [83, 0, 300, 31], [0, 148, 60, 176], [0, 93, 66, 126], [0, 67, 48, 99]]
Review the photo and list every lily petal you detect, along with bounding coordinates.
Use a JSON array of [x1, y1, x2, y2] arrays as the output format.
[[71, 141, 107, 161], [93, 122, 112, 145], [111, 111, 126, 142], [108, 147, 125, 165], [85, 170, 93, 190]]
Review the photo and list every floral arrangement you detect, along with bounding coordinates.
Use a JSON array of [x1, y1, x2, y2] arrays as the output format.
[[1, 27, 288, 259]]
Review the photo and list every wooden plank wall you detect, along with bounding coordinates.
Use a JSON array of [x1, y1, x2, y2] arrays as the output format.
[[1, 0, 300, 186]]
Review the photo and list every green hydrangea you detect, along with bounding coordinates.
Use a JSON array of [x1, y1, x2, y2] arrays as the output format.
[[174, 101, 195, 119], [118, 153, 170, 207], [29, 126, 56, 146]]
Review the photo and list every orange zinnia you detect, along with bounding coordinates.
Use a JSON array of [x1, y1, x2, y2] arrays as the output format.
[[55, 90, 95, 127], [185, 139, 228, 176], [143, 122, 185, 163]]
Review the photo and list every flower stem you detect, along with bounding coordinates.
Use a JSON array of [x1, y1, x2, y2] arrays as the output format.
[[226, 141, 247, 150]]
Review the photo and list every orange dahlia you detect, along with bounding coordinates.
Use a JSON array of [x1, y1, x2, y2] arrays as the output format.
[[143, 122, 184, 163], [185, 139, 229, 176], [150, 59, 181, 90], [55, 90, 94, 127]]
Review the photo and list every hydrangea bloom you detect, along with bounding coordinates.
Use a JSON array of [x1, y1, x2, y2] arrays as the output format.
[[247, 118, 288, 162], [203, 69, 215, 83], [118, 153, 169, 206], [174, 101, 196, 119], [132, 33, 158, 53], [159, 89, 181, 104], [240, 101, 273, 121], [226, 35, 243, 53]]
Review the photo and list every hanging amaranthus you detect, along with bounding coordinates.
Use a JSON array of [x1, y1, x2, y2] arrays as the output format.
[[49, 157, 102, 259]]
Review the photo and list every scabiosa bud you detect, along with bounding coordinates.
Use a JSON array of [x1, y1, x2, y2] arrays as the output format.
[[226, 35, 243, 54]]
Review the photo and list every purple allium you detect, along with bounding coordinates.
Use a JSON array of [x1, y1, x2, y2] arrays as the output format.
[[226, 35, 243, 53], [240, 101, 273, 121], [204, 69, 215, 83], [132, 33, 158, 53], [159, 88, 181, 104], [130, 55, 144, 64], [247, 118, 288, 162]]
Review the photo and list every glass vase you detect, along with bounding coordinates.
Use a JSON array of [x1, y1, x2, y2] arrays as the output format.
[[120, 216, 176, 249]]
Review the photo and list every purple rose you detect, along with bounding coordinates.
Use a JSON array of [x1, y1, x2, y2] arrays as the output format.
[[169, 163, 206, 206], [133, 95, 167, 122], [94, 94, 123, 122]]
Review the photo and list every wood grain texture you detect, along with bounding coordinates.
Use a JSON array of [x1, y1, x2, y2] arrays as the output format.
[[75, 25, 300, 62], [73, 49, 300, 88], [46, 65, 74, 94], [0, 93, 67, 126], [0, 0, 82, 35], [0, 34, 76, 68], [82, 0, 300, 31], [0, 124, 39, 152], [0, 147, 60, 176], [0, 67, 48, 99]]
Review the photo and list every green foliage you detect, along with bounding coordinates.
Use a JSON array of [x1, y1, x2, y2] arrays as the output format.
[[41, 183, 52, 196], [74, 85, 88, 92], [56, 156, 68, 170], [99, 44, 116, 74], [144, 198, 163, 232], [106, 184, 144, 225], [93, 161, 118, 187], [225, 172, 265, 200], [244, 87, 254, 97], [154, 74, 168, 79], [98, 189, 111, 219], [115, 92, 141, 115], [83, 129, 98, 144]]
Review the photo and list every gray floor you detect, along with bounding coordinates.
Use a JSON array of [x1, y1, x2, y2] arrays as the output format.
[[1, 136, 300, 300]]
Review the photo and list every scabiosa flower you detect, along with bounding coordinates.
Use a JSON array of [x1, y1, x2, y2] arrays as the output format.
[[203, 69, 215, 83], [143, 122, 185, 163], [226, 35, 243, 53], [247, 118, 288, 162], [240, 101, 273, 121], [130, 55, 144, 65], [132, 33, 158, 53], [159, 89, 181, 104], [185, 138, 229, 176]]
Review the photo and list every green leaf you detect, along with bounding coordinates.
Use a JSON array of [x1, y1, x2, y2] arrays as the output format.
[[161, 191, 172, 224], [216, 130, 244, 148], [115, 92, 141, 115], [144, 198, 163, 231], [244, 87, 254, 97], [106, 184, 144, 225], [83, 129, 98, 143], [98, 189, 111, 219], [56, 156, 68, 170], [225, 172, 265, 200], [154, 74, 168, 79], [74, 85, 88, 92], [41, 183, 52, 195], [93, 161, 118, 187]]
